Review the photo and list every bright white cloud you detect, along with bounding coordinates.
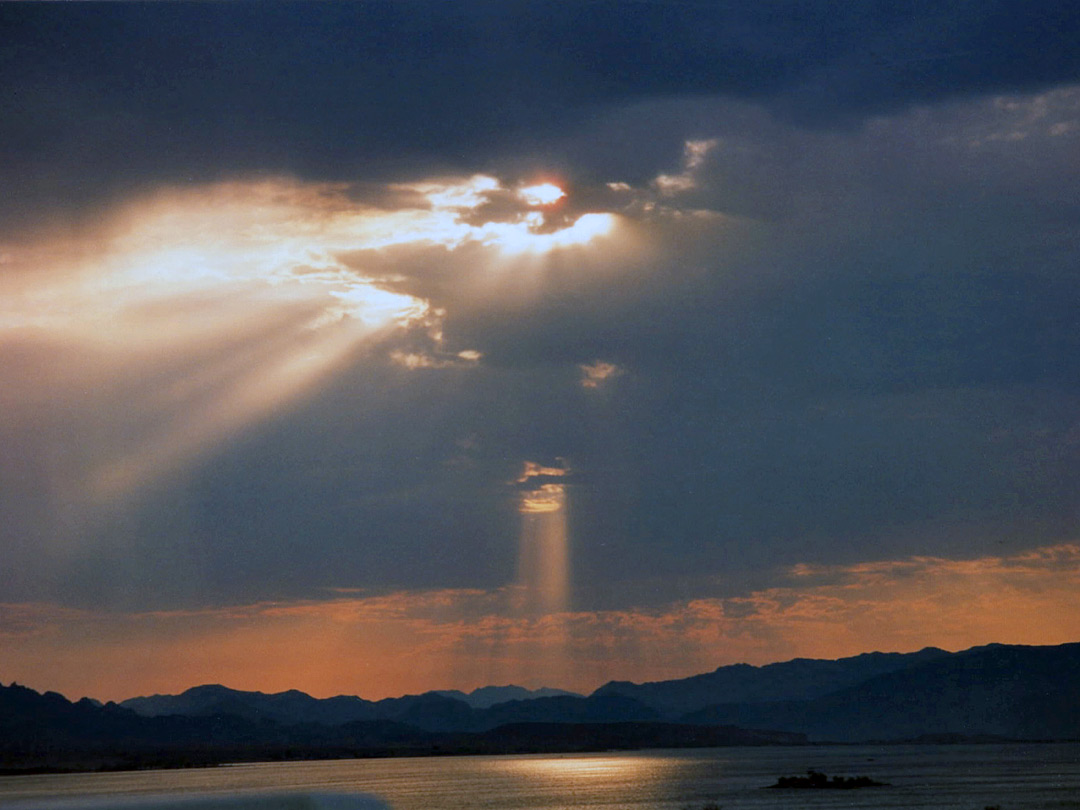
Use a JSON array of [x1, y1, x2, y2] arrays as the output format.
[[387, 174, 616, 253], [519, 183, 566, 206]]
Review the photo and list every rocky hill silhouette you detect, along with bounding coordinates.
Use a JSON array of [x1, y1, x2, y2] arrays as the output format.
[[680, 642, 1080, 741], [593, 646, 950, 714]]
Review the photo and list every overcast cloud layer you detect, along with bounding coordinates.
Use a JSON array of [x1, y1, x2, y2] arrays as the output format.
[[2, 1, 1080, 699]]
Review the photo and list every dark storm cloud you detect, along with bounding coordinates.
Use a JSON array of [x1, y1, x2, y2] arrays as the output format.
[[3, 1, 1080, 619], [449, 93, 1080, 397], [3, 1, 1080, 228]]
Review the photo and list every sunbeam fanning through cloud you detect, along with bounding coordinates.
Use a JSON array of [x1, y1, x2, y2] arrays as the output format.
[[1, 182, 434, 506], [0, 175, 621, 515]]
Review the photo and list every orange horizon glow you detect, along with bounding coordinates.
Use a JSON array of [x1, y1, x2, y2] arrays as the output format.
[[5, 543, 1080, 703]]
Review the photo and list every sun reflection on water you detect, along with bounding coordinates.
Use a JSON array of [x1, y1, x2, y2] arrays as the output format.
[[484, 753, 683, 786]]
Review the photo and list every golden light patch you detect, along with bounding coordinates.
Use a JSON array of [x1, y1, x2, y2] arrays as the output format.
[[519, 482, 566, 514], [517, 460, 571, 482]]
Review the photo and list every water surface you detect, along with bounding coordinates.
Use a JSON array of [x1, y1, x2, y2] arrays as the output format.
[[3, 743, 1080, 809]]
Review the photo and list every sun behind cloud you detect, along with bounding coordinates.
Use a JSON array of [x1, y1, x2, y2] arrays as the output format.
[[519, 183, 566, 206]]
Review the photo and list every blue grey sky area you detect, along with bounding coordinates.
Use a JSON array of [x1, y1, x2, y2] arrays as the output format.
[[1, 1, 1079, 617]]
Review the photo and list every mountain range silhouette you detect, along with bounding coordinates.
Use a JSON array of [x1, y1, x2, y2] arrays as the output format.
[[5, 642, 1078, 773]]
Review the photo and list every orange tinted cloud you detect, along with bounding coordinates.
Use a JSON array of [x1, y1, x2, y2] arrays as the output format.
[[4, 544, 1079, 702], [579, 360, 623, 389]]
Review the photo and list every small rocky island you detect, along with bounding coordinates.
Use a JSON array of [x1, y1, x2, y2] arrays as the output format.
[[768, 770, 889, 789]]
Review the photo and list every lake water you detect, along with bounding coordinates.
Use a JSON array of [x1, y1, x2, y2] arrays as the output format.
[[2, 743, 1080, 809]]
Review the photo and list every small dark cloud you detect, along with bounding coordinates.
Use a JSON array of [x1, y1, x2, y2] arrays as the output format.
[[342, 183, 435, 211], [455, 188, 533, 226]]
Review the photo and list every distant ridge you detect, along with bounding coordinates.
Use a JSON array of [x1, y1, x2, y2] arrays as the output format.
[[434, 685, 583, 708], [121, 685, 587, 731], [121, 685, 654, 733], [121, 684, 380, 726]]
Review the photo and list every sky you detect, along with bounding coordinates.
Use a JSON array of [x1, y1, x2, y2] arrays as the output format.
[[2, 1, 1080, 703]]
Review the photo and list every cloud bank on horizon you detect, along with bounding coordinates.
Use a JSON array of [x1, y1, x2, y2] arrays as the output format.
[[2, 1, 1079, 700]]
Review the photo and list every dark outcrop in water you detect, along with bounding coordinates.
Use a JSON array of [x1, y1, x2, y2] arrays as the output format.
[[768, 770, 888, 789]]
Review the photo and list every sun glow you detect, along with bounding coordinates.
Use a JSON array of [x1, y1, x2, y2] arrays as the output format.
[[392, 174, 616, 254], [519, 182, 566, 206]]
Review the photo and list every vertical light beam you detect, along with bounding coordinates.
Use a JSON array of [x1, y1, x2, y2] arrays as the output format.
[[518, 483, 569, 616]]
